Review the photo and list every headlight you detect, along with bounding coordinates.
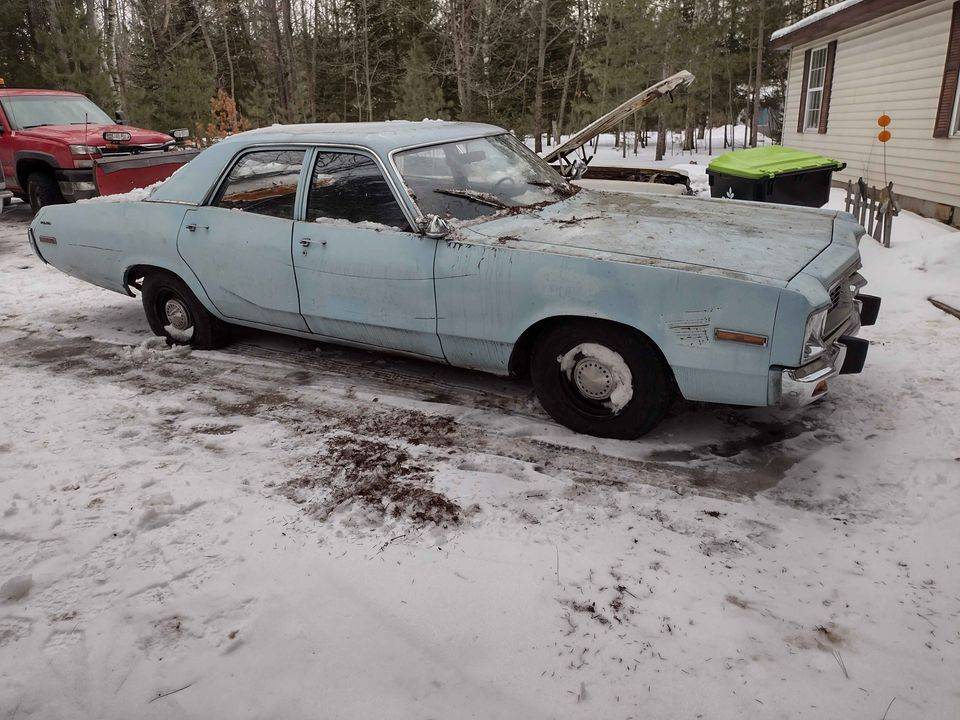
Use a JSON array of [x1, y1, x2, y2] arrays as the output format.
[[103, 130, 132, 143], [69, 144, 100, 156], [802, 308, 829, 361]]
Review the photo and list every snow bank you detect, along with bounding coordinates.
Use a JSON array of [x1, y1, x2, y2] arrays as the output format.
[[1, 574, 33, 602], [2, 187, 960, 718]]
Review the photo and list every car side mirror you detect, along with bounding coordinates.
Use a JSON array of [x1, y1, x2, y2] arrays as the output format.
[[419, 214, 451, 239], [115, 110, 125, 124]]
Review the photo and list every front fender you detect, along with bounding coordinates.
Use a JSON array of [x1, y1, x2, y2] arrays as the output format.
[[434, 240, 782, 406]]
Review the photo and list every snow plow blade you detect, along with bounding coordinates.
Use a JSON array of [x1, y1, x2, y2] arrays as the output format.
[[93, 149, 200, 197]]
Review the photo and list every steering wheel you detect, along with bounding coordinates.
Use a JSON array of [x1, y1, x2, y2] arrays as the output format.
[[493, 176, 518, 193]]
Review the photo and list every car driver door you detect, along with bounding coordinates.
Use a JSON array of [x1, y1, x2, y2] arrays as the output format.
[[177, 147, 309, 332], [291, 149, 444, 359]]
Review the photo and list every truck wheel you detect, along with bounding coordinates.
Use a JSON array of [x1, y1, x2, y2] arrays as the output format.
[[27, 172, 64, 214], [530, 320, 674, 439], [141, 271, 230, 350]]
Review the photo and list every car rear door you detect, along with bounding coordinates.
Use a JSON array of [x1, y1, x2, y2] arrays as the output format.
[[290, 148, 443, 359], [177, 147, 309, 332]]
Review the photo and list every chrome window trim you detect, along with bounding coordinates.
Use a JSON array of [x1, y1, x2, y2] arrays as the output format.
[[301, 144, 419, 231], [386, 129, 512, 221], [200, 142, 419, 231], [201, 144, 311, 213]]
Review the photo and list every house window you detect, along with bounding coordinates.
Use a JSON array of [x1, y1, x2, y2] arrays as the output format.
[[804, 46, 829, 131], [953, 82, 960, 135]]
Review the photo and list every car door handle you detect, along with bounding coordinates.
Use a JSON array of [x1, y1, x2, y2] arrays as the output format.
[[299, 238, 326, 254], [186, 223, 209, 232]]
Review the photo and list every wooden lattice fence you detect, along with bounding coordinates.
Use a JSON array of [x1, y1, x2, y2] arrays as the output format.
[[844, 177, 900, 247]]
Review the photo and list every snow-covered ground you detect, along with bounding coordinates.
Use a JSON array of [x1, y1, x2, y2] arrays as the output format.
[[1, 187, 958, 719]]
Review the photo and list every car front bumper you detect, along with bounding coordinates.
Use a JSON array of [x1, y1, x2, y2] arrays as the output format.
[[774, 294, 880, 409], [55, 169, 97, 202]]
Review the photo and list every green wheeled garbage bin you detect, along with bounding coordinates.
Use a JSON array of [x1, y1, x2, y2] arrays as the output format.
[[706, 146, 846, 208]]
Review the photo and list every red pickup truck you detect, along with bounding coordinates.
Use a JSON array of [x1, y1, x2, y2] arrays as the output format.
[[0, 88, 196, 213]]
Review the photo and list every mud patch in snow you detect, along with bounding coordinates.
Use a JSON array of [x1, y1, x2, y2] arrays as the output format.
[[284, 435, 462, 528]]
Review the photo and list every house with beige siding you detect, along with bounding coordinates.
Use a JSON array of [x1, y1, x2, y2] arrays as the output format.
[[773, 0, 960, 226]]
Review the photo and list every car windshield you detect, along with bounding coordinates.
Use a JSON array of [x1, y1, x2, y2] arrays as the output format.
[[394, 133, 576, 221], [0, 95, 114, 129]]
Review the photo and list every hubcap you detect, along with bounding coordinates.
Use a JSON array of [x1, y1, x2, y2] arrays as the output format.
[[162, 298, 194, 342], [164, 299, 190, 330], [573, 358, 615, 400], [559, 342, 635, 415]]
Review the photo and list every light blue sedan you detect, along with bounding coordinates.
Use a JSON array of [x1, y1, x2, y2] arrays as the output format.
[[27, 121, 879, 438]]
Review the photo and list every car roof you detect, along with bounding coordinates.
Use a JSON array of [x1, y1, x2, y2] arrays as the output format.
[[0, 89, 85, 97], [224, 120, 505, 155], [149, 120, 509, 207]]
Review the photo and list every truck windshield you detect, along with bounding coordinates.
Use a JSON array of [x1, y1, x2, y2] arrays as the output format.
[[394, 133, 576, 221], [0, 95, 114, 129]]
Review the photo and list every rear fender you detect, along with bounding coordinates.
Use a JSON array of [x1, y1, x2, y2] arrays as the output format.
[[29, 201, 221, 319]]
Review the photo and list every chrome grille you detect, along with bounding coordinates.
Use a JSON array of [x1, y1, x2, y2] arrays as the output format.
[[825, 266, 861, 337], [100, 142, 173, 157], [829, 283, 843, 307]]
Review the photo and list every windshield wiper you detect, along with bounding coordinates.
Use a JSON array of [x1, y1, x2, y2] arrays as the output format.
[[526, 179, 576, 196], [22, 123, 52, 129], [434, 187, 510, 209]]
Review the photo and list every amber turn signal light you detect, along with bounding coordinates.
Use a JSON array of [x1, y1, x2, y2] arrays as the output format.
[[714, 329, 768, 347]]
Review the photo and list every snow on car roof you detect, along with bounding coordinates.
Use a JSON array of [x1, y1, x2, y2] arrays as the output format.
[[226, 120, 505, 154], [149, 120, 507, 206]]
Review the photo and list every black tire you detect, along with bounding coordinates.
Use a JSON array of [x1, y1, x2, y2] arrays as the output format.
[[530, 320, 674, 439], [141, 271, 230, 350], [27, 172, 64, 214]]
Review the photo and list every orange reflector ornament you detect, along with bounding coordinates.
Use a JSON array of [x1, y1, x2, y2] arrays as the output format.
[[813, 379, 829, 396], [714, 329, 768, 347], [877, 114, 892, 142]]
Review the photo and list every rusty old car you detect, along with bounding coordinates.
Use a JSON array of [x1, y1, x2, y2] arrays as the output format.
[[27, 120, 880, 438]]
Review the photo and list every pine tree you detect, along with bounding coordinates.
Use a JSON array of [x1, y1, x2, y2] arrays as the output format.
[[149, 44, 216, 138], [393, 39, 449, 120], [35, 2, 115, 111]]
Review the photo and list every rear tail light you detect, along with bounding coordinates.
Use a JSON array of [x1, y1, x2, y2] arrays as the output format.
[[103, 130, 132, 143]]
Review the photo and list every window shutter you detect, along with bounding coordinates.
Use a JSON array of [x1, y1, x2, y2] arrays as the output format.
[[934, 1, 960, 138], [797, 49, 812, 133], [818, 40, 838, 134]]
